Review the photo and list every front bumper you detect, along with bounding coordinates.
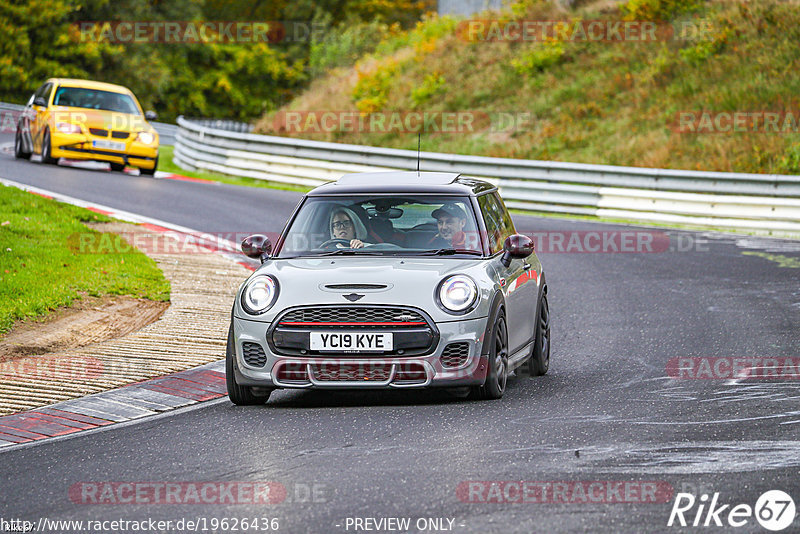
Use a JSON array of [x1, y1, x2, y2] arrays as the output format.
[[50, 131, 158, 168], [232, 315, 490, 389]]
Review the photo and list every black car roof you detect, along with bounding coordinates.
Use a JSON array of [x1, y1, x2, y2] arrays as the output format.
[[307, 171, 496, 196]]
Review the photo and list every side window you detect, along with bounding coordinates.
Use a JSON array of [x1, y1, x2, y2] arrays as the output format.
[[478, 194, 503, 254], [33, 84, 46, 101], [478, 193, 516, 254], [33, 83, 52, 106], [42, 83, 54, 105], [493, 192, 516, 238]]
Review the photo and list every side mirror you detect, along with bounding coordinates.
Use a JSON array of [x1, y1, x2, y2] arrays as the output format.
[[145, 110, 158, 121], [500, 234, 534, 267], [241, 234, 272, 263], [33, 97, 47, 107]]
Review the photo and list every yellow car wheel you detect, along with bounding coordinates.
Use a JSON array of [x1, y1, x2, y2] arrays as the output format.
[[140, 155, 158, 176], [14, 129, 31, 160], [41, 128, 57, 165]]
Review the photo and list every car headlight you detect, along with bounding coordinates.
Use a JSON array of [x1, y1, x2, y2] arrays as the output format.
[[56, 122, 81, 134], [437, 275, 478, 314], [241, 275, 279, 315], [137, 131, 155, 144]]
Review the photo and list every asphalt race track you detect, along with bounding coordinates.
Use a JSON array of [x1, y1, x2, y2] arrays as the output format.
[[1, 132, 799, 533]]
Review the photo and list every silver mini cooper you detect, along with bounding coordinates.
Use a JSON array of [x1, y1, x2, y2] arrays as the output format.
[[227, 171, 550, 403]]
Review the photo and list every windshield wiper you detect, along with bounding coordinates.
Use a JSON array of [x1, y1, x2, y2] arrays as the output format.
[[415, 248, 482, 256], [314, 249, 384, 256]]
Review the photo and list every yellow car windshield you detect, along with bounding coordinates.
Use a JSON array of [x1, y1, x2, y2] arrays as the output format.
[[53, 87, 140, 115]]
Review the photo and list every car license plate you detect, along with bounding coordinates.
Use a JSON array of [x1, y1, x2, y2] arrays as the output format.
[[310, 332, 393, 352], [92, 139, 126, 151]]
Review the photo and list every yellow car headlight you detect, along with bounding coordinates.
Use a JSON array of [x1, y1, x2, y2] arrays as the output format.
[[137, 131, 155, 145], [56, 122, 82, 134]]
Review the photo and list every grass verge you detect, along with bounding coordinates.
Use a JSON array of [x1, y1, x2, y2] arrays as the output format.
[[0, 185, 170, 336]]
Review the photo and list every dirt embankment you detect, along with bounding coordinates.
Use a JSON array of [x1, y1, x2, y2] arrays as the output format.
[[1, 295, 169, 359]]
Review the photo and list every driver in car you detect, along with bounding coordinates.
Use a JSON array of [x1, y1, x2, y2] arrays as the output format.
[[428, 203, 468, 249], [329, 207, 370, 249]]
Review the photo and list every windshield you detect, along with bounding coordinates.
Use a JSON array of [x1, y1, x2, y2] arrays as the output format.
[[275, 195, 484, 258], [53, 87, 141, 115]]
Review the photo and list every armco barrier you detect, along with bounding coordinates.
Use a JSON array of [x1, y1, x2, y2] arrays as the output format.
[[174, 117, 800, 235]]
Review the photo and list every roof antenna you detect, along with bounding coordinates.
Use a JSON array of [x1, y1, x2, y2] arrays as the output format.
[[416, 133, 421, 177]]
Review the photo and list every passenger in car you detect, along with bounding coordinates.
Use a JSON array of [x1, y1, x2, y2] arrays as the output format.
[[329, 207, 370, 248], [346, 204, 393, 245], [428, 203, 468, 249]]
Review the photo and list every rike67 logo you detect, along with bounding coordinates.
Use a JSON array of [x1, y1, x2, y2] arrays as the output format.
[[668, 490, 796, 531]]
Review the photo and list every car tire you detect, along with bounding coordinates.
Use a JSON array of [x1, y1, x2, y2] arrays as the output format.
[[14, 128, 31, 160], [225, 325, 272, 405], [139, 156, 158, 176], [473, 312, 508, 400], [109, 162, 126, 172], [40, 128, 56, 164], [528, 290, 550, 376]]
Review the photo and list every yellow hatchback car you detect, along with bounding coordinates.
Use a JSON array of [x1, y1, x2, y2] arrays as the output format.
[[14, 78, 159, 174]]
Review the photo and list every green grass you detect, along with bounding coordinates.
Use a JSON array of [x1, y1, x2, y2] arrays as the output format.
[[741, 251, 800, 268], [0, 185, 170, 336], [158, 146, 312, 193]]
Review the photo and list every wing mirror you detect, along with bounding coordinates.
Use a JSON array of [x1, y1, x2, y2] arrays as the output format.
[[33, 96, 47, 107], [144, 110, 158, 121], [241, 234, 272, 263], [501, 234, 534, 267]]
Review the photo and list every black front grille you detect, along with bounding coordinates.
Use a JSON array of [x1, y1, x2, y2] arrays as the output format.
[[310, 363, 392, 382], [440, 342, 470, 368], [270, 306, 438, 357], [279, 307, 426, 326], [111, 131, 130, 139], [242, 342, 267, 367], [89, 128, 108, 137]]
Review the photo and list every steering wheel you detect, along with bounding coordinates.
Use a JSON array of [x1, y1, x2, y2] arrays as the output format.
[[319, 238, 353, 249]]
